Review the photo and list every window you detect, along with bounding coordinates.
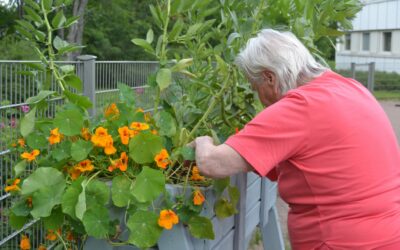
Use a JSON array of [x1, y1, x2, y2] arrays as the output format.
[[345, 33, 351, 50], [383, 32, 392, 52], [362, 32, 370, 51]]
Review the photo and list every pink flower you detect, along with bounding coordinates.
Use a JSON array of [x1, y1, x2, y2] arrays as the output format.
[[135, 87, 145, 95], [21, 105, 30, 113], [10, 118, 16, 128]]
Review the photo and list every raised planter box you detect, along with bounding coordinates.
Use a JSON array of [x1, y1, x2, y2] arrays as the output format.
[[84, 173, 284, 250]]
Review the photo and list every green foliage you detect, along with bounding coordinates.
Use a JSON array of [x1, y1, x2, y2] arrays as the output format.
[[127, 210, 163, 248], [132, 166, 165, 203], [82, 0, 158, 60], [188, 216, 215, 240], [129, 133, 163, 164]]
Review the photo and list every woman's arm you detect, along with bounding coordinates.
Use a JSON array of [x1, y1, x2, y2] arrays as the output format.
[[193, 136, 253, 178]]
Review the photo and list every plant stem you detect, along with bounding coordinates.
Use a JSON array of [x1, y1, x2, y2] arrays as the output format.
[[55, 231, 68, 250], [41, 1, 65, 92], [154, 0, 171, 115], [184, 70, 232, 145], [182, 164, 193, 195]]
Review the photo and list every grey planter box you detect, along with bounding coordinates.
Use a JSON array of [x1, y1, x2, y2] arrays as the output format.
[[84, 173, 284, 250]]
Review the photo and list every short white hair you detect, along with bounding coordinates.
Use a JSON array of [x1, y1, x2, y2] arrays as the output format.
[[235, 29, 326, 95]]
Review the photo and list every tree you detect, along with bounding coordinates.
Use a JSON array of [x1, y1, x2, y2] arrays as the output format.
[[66, 0, 88, 60]]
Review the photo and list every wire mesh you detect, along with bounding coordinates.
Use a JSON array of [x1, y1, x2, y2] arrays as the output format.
[[0, 59, 157, 248]]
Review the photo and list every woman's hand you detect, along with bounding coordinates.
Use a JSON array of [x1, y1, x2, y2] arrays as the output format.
[[190, 136, 253, 178]]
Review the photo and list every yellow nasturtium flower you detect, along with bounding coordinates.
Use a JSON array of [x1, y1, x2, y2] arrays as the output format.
[[48, 128, 63, 145], [91, 127, 109, 147], [21, 149, 40, 162], [4, 178, 20, 192], [104, 103, 120, 118], [154, 149, 170, 169], [158, 209, 179, 230], [193, 189, 205, 205], [130, 122, 149, 131], [19, 235, 30, 250], [190, 166, 205, 181]]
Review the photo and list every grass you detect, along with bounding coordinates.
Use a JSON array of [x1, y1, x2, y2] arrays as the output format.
[[373, 90, 400, 101]]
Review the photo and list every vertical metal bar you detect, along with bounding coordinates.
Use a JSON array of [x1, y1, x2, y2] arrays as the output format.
[[234, 173, 247, 250], [77, 55, 97, 116], [351, 62, 356, 79], [368, 62, 375, 92]]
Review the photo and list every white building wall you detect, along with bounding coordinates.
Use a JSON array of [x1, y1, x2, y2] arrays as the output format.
[[336, 0, 400, 73]]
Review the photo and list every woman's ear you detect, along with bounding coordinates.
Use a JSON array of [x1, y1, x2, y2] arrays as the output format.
[[261, 70, 276, 87]]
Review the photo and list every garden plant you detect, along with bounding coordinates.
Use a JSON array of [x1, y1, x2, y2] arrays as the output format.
[[4, 0, 361, 249]]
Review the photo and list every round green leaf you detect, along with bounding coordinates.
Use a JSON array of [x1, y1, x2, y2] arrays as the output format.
[[82, 206, 110, 239], [214, 198, 236, 219], [20, 107, 36, 137], [86, 180, 110, 209], [11, 198, 31, 216], [71, 140, 93, 161], [127, 210, 162, 248], [13, 161, 27, 178], [9, 212, 29, 230], [155, 110, 176, 137], [132, 166, 165, 203], [62, 177, 83, 219], [21, 167, 65, 195], [31, 184, 65, 218], [21, 168, 66, 218], [188, 216, 215, 240], [43, 207, 64, 230], [111, 175, 133, 207], [129, 133, 163, 164], [26, 133, 48, 150], [52, 141, 72, 161], [156, 68, 172, 91], [54, 109, 84, 136]]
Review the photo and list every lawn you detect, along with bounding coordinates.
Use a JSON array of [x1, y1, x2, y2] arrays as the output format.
[[373, 90, 400, 101]]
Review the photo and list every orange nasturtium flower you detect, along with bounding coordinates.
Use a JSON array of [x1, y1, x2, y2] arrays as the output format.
[[104, 103, 120, 118], [130, 122, 149, 131], [19, 235, 30, 250], [4, 178, 20, 192], [75, 159, 94, 172], [154, 149, 170, 169], [18, 138, 25, 147], [104, 136, 117, 155], [69, 167, 81, 180], [46, 230, 57, 241], [81, 127, 91, 141], [190, 166, 205, 181], [108, 152, 128, 172], [136, 108, 144, 113], [158, 209, 179, 230], [48, 128, 63, 145], [118, 126, 136, 145], [193, 189, 205, 206], [21, 149, 40, 162], [38, 245, 47, 250], [151, 129, 158, 135], [91, 127, 109, 147]]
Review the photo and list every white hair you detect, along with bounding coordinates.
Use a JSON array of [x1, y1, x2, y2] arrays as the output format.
[[235, 29, 327, 95]]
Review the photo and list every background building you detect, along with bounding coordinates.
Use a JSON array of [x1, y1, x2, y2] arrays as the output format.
[[336, 0, 400, 73]]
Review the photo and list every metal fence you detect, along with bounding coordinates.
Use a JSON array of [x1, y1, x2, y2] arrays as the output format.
[[335, 62, 400, 92], [0, 57, 158, 249]]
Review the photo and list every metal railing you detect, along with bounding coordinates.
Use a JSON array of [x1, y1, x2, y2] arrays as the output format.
[[0, 57, 158, 248]]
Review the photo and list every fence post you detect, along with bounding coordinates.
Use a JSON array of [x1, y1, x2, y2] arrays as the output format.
[[368, 62, 375, 92], [234, 173, 248, 250], [77, 55, 97, 116], [351, 62, 356, 79]]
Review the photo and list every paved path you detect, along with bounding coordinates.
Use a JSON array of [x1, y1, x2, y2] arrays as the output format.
[[250, 101, 400, 250]]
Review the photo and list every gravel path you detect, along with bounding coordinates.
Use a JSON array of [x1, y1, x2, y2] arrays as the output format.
[[250, 101, 400, 250]]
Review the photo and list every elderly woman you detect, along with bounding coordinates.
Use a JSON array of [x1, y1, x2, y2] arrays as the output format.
[[192, 29, 400, 249]]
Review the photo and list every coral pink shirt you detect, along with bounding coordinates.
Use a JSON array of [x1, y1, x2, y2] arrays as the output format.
[[225, 70, 400, 249]]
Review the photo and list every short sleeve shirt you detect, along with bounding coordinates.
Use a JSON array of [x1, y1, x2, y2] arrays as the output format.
[[225, 70, 400, 249]]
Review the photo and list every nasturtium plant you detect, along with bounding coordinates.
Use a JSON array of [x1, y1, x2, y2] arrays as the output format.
[[5, 0, 361, 249]]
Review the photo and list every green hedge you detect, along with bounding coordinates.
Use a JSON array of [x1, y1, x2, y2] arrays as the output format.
[[336, 69, 400, 91]]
